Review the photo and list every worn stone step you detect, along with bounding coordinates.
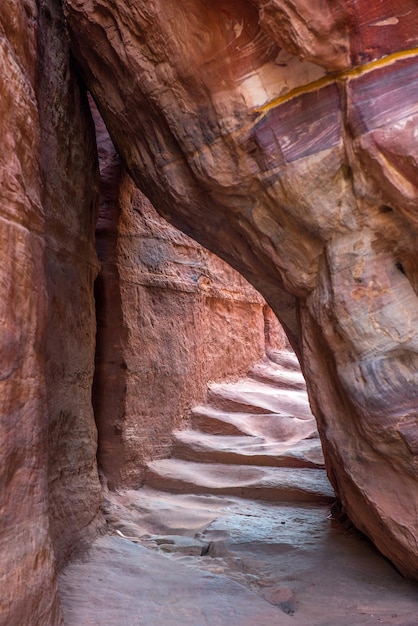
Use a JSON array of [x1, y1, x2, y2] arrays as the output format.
[[247, 355, 306, 391], [172, 429, 325, 469], [190, 405, 318, 440], [266, 349, 301, 370], [145, 459, 334, 503], [207, 379, 313, 417]]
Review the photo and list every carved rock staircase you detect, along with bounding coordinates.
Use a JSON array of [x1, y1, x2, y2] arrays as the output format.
[[145, 351, 334, 504]]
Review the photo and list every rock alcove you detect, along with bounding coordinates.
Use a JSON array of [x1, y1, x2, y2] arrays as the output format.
[[1, 1, 418, 624]]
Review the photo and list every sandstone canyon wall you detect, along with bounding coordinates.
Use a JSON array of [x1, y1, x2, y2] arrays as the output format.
[[92, 105, 285, 489], [1, 1, 103, 624], [0, 3, 61, 622], [39, 5, 103, 569], [64, 0, 418, 579]]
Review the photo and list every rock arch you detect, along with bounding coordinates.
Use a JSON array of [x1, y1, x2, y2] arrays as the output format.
[[63, 0, 418, 578]]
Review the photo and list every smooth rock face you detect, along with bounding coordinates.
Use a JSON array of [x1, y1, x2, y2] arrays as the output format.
[[0, 3, 62, 623], [64, 0, 418, 577], [67, 489, 418, 625], [1, 1, 103, 624], [92, 104, 286, 488]]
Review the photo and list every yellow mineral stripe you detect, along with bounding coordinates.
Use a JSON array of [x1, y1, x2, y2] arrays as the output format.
[[256, 46, 418, 113]]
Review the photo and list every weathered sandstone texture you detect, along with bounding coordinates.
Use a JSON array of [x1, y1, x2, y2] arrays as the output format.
[[40, 3, 103, 568], [92, 104, 286, 488], [65, 0, 418, 578], [0, 3, 61, 623], [1, 1, 102, 624]]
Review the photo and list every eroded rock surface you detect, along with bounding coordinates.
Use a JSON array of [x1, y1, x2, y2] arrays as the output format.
[[59, 535, 299, 626], [1, 1, 103, 624], [40, 3, 103, 568], [92, 103, 286, 488], [0, 2, 62, 622], [2, 2, 418, 623], [64, 0, 418, 577], [74, 360, 416, 624], [143, 352, 332, 503], [64, 491, 418, 625]]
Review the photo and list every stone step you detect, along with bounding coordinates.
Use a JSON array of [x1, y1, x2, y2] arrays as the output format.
[[190, 405, 318, 440], [247, 355, 306, 391], [145, 459, 334, 503], [207, 379, 313, 417], [172, 429, 325, 469], [266, 349, 301, 371]]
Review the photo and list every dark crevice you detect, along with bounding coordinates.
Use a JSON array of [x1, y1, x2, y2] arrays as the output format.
[[395, 261, 406, 276]]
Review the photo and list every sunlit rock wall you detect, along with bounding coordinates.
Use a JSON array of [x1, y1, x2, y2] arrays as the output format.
[[92, 105, 286, 488]]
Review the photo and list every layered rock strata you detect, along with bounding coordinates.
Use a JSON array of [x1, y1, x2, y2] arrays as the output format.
[[64, 0, 418, 578], [92, 104, 286, 488], [0, 3, 61, 622]]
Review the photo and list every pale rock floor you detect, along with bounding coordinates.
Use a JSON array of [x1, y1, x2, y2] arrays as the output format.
[[60, 354, 418, 624], [59, 489, 418, 626]]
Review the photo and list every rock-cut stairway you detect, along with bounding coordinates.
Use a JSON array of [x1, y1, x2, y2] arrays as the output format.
[[145, 351, 334, 504]]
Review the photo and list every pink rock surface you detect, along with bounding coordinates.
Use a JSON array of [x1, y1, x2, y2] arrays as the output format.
[[74, 489, 418, 626], [3, 2, 418, 623], [59, 535, 297, 626], [91, 104, 286, 489], [145, 458, 333, 503], [0, 3, 61, 623], [172, 430, 324, 468], [145, 353, 331, 501], [39, 4, 103, 568]]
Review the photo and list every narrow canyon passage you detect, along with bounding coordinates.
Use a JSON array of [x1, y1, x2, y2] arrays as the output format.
[[3, 2, 418, 623], [59, 352, 418, 625], [57, 99, 418, 626]]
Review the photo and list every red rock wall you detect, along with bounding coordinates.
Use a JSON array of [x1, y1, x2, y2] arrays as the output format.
[[64, 0, 418, 578], [1, 3, 286, 619], [92, 107, 285, 488], [0, 2, 63, 622], [1, 1, 103, 623], [4, 1, 418, 621], [38, 1, 103, 567]]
